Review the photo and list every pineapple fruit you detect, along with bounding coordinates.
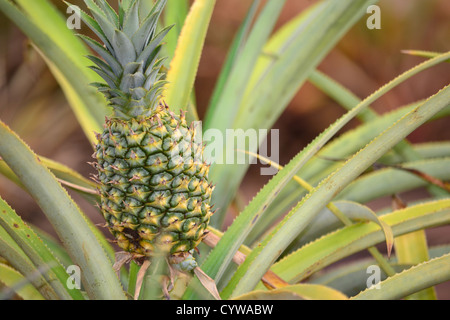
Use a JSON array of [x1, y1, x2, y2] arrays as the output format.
[[79, 0, 214, 267]]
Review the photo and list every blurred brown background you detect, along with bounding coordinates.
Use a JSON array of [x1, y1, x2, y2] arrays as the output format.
[[0, 0, 449, 298]]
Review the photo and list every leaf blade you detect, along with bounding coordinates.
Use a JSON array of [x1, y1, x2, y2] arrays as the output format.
[[0, 0, 108, 144], [0, 120, 126, 300], [0, 196, 84, 300], [163, 0, 216, 119], [351, 253, 450, 300], [233, 284, 348, 300], [222, 83, 450, 298], [269, 199, 450, 286], [0, 263, 45, 300], [208, 0, 380, 228]]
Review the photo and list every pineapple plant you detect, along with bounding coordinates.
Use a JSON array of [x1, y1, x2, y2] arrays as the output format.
[[0, 0, 449, 301], [81, 0, 214, 267]]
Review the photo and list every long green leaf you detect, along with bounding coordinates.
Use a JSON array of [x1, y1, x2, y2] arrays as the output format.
[[308, 70, 378, 122], [237, 0, 376, 130], [0, 197, 84, 300], [0, 0, 108, 144], [222, 83, 450, 298], [0, 156, 115, 261], [265, 199, 450, 287], [206, 0, 260, 117], [203, 0, 286, 132], [393, 230, 436, 299], [309, 245, 449, 297], [1, 155, 97, 194], [301, 104, 450, 184], [0, 263, 45, 300], [380, 142, 450, 165], [310, 68, 447, 299], [233, 284, 348, 300], [0, 228, 58, 300], [13, 0, 89, 69], [163, 0, 189, 62], [208, 0, 378, 228], [186, 51, 450, 299], [31, 226, 73, 269], [163, 0, 216, 119], [242, 1, 327, 95], [160, 0, 198, 119], [351, 253, 450, 300], [0, 120, 126, 300], [337, 158, 450, 203], [309, 70, 445, 168], [264, 103, 450, 228]]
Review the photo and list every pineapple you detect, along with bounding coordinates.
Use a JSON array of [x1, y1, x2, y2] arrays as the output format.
[[79, 0, 214, 266]]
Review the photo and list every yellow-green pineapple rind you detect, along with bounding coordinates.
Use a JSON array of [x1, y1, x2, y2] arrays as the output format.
[[94, 105, 213, 256], [82, 0, 214, 258]]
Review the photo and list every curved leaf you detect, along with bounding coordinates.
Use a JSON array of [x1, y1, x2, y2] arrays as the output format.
[[208, 0, 382, 228], [163, 0, 189, 62], [206, 0, 260, 118], [0, 0, 109, 144], [0, 263, 45, 300], [204, 0, 287, 132], [402, 50, 449, 62], [0, 197, 84, 300], [300, 200, 393, 257], [337, 158, 450, 203], [265, 199, 450, 287], [184, 50, 450, 299], [351, 253, 450, 300], [0, 229, 58, 300], [222, 84, 450, 298], [163, 0, 216, 119], [0, 120, 126, 300], [233, 284, 348, 300], [262, 105, 450, 227], [0, 156, 115, 261], [310, 245, 450, 297]]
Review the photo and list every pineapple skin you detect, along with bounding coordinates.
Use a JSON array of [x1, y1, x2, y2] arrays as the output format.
[[94, 105, 213, 257]]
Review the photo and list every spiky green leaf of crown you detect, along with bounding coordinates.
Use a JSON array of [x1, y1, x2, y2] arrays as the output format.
[[78, 0, 172, 119]]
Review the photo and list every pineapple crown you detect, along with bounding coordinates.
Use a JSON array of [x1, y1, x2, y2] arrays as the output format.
[[75, 0, 173, 119]]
